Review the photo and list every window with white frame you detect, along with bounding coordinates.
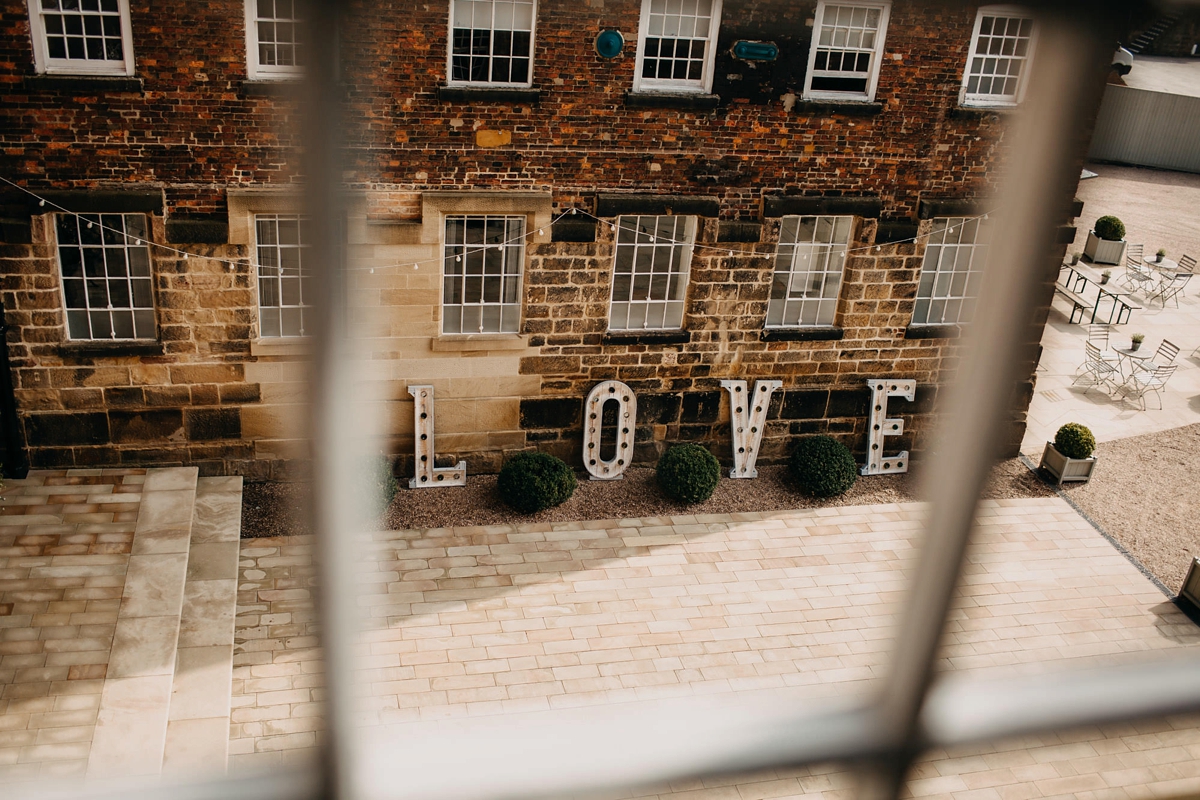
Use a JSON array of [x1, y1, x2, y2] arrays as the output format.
[[245, 0, 304, 79], [442, 216, 525, 334], [804, 1, 890, 101], [609, 215, 695, 331], [912, 216, 991, 326], [766, 215, 852, 328], [26, 0, 135, 76], [633, 0, 722, 93], [960, 6, 1036, 106], [55, 213, 155, 340], [255, 214, 312, 338], [449, 0, 535, 86]]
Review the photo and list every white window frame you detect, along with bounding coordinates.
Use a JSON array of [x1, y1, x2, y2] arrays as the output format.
[[244, 0, 304, 80], [440, 214, 526, 335], [959, 5, 1037, 108], [912, 216, 991, 326], [254, 213, 313, 338], [608, 215, 695, 332], [802, 1, 890, 102], [766, 215, 852, 328], [54, 212, 156, 341], [446, 0, 537, 88], [632, 0, 722, 94], [26, 0, 135, 76]]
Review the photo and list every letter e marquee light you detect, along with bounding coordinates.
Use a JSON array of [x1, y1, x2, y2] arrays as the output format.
[[862, 378, 915, 475], [407, 385, 466, 488], [583, 380, 637, 480]]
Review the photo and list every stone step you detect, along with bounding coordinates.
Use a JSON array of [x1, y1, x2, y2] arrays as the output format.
[[86, 467, 200, 779], [163, 476, 244, 776]]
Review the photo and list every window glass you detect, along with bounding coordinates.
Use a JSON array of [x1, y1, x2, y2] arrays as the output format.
[[256, 214, 312, 338], [442, 215, 525, 334], [30, 0, 133, 75], [449, 0, 536, 86], [56, 212, 155, 341], [766, 215, 852, 327], [608, 215, 694, 331], [962, 8, 1035, 105], [912, 216, 991, 325], [249, 0, 304, 77], [805, 2, 890, 99], [634, 0, 721, 93]]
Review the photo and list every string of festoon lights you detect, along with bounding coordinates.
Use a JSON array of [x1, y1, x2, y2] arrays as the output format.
[[1, 174, 994, 275]]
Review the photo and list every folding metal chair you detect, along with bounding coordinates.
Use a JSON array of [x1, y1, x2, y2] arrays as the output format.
[[1076, 324, 1118, 373], [1178, 255, 1197, 295], [1120, 244, 1155, 293], [1118, 363, 1178, 410], [1073, 340, 1122, 395], [1132, 339, 1180, 378], [1150, 272, 1193, 308]]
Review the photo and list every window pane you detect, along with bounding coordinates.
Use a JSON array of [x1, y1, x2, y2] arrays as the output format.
[[256, 214, 313, 338], [608, 215, 693, 330], [442, 215, 526, 333]]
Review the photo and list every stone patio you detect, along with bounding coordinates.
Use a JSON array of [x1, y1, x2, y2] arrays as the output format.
[[1022, 164, 1200, 453], [230, 497, 1200, 799]]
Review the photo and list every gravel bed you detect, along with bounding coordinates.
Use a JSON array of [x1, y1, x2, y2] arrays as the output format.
[[1058, 423, 1200, 592], [241, 457, 1052, 537]]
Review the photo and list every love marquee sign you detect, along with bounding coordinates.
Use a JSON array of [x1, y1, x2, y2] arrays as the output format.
[[407, 379, 915, 489]]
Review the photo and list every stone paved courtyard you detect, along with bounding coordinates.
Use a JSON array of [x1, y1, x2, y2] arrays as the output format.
[[231, 497, 1200, 799]]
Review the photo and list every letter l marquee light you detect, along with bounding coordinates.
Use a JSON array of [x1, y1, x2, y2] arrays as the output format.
[[407, 385, 466, 488]]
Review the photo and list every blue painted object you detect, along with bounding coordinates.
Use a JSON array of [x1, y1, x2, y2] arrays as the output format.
[[595, 29, 624, 59], [731, 40, 779, 61]]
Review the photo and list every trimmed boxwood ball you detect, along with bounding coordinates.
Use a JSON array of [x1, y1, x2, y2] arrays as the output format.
[[656, 443, 721, 504], [1054, 422, 1096, 460], [1093, 215, 1125, 242], [498, 451, 577, 513], [789, 436, 858, 498]]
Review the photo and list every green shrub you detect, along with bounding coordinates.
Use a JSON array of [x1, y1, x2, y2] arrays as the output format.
[[1054, 423, 1095, 460], [788, 436, 858, 498], [1093, 215, 1125, 241], [358, 454, 398, 516], [498, 451, 577, 513], [656, 444, 721, 504]]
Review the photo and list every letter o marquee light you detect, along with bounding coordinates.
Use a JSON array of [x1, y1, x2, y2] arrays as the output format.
[[582, 380, 637, 480]]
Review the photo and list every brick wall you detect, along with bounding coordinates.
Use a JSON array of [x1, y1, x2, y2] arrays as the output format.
[[0, 0, 1103, 476]]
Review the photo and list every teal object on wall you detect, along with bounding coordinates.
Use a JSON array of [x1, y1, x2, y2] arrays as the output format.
[[595, 29, 624, 59], [731, 40, 779, 61]]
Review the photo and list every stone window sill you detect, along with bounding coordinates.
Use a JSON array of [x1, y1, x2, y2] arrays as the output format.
[[794, 100, 882, 117], [251, 338, 312, 357], [24, 74, 143, 93], [438, 85, 541, 103], [624, 91, 720, 110], [761, 327, 844, 342], [603, 330, 690, 345], [904, 324, 962, 340], [241, 80, 302, 98], [60, 340, 163, 358], [951, 104, 1017, 119], [429, 334, 528, 353]]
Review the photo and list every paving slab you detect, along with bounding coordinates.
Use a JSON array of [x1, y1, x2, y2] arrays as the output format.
[[230, 498, 1200, 799]]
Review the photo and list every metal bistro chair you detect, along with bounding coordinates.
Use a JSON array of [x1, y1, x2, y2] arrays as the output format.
[[1132, 338, 1180, 379], [1178, 254, 1197, 296], [1076, 324, 1118, 374], [1073, 340, 1122, 395], [1150, 271, 1193, 308], [1119, 363, 1178, 410], [1121, 244, 1155, 293]]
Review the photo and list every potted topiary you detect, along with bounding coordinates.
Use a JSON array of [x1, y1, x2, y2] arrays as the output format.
[[1130, 332, 1145, 352], [1038, 422, 1097, 485], [497, 451, 577, 513], [656, 443, 721, 504], [1083, 215, 1127, 265], [788, 436, 858, 497]]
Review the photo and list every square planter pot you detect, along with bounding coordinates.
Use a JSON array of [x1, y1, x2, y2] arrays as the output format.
[[1039, 442, 1097, 485], [1083, 231, 1126, 266]]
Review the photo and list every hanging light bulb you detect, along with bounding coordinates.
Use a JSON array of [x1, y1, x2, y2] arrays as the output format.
[[38, 199, 45, 207], [87, 221, 93, 229], [413, 263, 418, 270], [369, 268, 375, 274]]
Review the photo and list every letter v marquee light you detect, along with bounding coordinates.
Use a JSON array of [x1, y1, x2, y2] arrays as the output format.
[[720, 379, 781, 478]]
